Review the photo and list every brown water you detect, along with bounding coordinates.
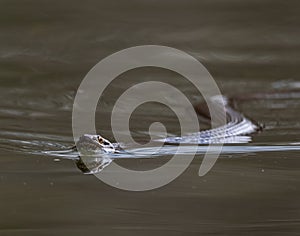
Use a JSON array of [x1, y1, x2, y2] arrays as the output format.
[[1, 0, 300, 235]]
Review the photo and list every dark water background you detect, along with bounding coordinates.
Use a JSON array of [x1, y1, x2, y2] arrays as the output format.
[[0, 0, 300, 235]]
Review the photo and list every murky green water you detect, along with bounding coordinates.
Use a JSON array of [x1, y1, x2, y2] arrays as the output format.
[[0, 0, 300, 235]]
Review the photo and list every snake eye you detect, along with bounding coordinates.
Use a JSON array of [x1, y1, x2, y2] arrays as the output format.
[[97, 136, 104, 144]]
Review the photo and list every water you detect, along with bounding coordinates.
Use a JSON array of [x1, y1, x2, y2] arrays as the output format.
[[1, 0, 300, 235]]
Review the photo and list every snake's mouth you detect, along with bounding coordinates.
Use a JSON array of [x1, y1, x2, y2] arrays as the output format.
[[76, 134, 116, 154]]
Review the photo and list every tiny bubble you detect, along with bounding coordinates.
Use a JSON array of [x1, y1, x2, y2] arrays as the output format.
[[54, 159, 61, 162], [261, 169, 265, 173]]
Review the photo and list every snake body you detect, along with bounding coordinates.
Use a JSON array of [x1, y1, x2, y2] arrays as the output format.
[[75, 96, 260, 155]]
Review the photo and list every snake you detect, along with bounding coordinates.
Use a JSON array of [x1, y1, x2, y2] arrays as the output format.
[[73, 96, 262, 173]]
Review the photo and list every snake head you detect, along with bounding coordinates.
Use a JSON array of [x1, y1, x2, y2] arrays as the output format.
[[76, 134, 116, 155]]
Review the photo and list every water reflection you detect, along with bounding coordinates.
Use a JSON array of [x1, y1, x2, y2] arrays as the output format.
[[45, 144, 300, 174]]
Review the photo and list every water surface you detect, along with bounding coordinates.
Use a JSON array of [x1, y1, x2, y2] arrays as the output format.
[[0, 0, 300, 235]]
